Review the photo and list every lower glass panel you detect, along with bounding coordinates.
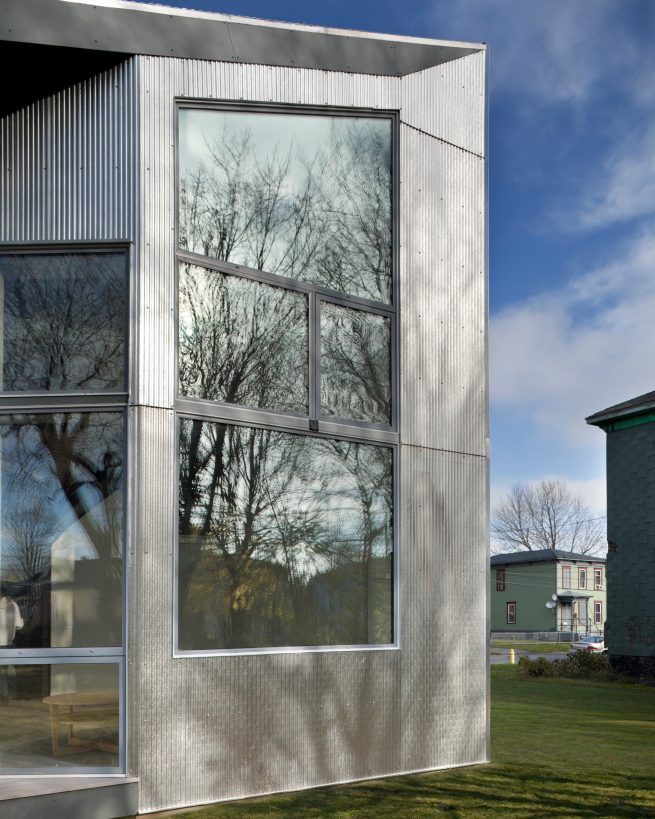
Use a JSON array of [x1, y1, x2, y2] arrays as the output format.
[[0, 412, 124, 649], [0, 662, 120, 770], [178, 420, 394, 650]]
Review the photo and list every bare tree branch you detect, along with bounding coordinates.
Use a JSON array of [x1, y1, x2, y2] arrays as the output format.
[[491, 479, 605, 555]]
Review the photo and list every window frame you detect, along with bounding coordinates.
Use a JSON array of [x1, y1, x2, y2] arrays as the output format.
[[506, 602, 516, 625], [173, 102, 400, 656], [578, 568, 587, 590], [562, 565, 571, 589], [496, 568, 506, 591], [594, 567, 603, 590], [594, 600, 603, 625], [0, 241, 130, 775]]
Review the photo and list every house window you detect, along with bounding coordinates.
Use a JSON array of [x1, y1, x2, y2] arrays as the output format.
[[594, 568, 603, 590], [496, 569, 506, 591], [594, 601, 603, 625], [562, 565, 571, 589], [578, 568, 587, 589], [176, 105, 396, 652], [506, 602, 516, 625]]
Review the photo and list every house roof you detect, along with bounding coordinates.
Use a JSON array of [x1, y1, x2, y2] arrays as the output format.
[[586, 390, 655, 427], [2, 0, 484, 77], [490, 549, 606, 566]]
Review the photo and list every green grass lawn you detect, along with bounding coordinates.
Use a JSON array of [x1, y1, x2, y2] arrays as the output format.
[[490, 640, 570, 654], [150, 667, 655, 818]]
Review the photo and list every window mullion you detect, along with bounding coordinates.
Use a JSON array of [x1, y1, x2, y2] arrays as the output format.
[[309, 292, 320, 425]]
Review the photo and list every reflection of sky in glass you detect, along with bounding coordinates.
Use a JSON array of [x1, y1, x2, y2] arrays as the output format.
[[0, 418, 122, 566], [179, 109, 392, 303], [321, 302, 391, 424], [179, 420, 392, 648]]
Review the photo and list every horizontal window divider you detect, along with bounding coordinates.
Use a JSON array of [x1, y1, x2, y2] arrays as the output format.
[[176, 399, 399, 444], [176, 250, 394, 314], [174, 643, 399, 659], [0, 392, 129, 411], [0, 652, 124, 663], [175, 398, 310, 431], [176, 99, 398, 119], [317, 420, 399, 444], [0, 240, 132, 253]]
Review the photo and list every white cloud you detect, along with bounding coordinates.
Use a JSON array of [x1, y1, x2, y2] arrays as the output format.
[[568, 120, 655, 230], [428, 0, 636, 105], [491, 226, 655, 448]]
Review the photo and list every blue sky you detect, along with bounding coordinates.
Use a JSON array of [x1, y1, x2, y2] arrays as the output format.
[[153, 0, 655, 518]]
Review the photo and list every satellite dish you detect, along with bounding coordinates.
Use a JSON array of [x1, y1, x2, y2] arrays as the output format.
[[546, 601, 557, 609], [551, 594, 557, 601]]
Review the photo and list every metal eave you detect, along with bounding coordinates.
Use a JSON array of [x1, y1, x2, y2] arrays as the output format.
[[3, 0, 484, 77]]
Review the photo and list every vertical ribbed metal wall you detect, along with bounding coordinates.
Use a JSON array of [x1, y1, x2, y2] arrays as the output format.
[[0, 60, 138, 243], [132, 52, 488, 813]]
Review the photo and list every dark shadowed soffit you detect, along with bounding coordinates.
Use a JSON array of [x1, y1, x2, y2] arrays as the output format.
[[0, 43, 128, 117], [586, 390, 655, 428], [2, 0, 484, 82]]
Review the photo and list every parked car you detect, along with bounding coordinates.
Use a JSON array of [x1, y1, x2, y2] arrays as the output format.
[[569, 635, 605, 653]]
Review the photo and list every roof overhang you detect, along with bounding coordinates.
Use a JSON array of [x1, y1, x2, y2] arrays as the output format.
[[2, 0, 484, 77], [557, 593, 593, 602]]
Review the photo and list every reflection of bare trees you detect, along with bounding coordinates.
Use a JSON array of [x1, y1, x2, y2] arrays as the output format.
[[179, 266, 307, 411], [179, 421, 392, 650], [0, 413, 124, 647], [179, 116, 392, 303], [4, 504, 56, 581], [321, 303, 390, 423], [0, 252, 125, 392]]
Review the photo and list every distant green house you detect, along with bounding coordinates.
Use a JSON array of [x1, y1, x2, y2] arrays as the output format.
[[490, 550, 607, 635], [587, 390, 655, 677]]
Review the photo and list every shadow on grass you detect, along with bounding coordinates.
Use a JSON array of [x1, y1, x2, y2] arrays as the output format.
[[164, 763, 655, 818]]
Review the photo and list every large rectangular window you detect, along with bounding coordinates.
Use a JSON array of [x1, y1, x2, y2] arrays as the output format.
[[178, 420, 393, 650], [0, 251, 126, 392], [0, 246, 128, 773], [176, 105, 397, 652], [178, 109, 392, 304]]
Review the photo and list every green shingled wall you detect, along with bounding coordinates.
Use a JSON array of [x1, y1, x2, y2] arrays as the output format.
[[606, 420, 655, 661], [490, 562, 556, 632]]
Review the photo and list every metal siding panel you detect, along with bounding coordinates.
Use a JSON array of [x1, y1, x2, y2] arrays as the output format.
[[0, 60, 138, 243], [401, 52, 486, 157], [400, 445, 488, 771], [400, 124, 486, 456]]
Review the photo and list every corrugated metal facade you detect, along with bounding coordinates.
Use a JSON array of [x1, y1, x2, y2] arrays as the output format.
[[0, 41, 487, 815], [133, 53, 488, 813], [0, 60, 138, 243]]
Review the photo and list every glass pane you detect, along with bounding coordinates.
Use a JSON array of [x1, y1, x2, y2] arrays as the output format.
[[179, 421, 393, 650], [0, 663, 119, 770], [179, 264, 308, 413], [0, 252, 126, 391], [321, 302, 391, 424], [0, 413, 124, 648], [179, 110, 392, 303]]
